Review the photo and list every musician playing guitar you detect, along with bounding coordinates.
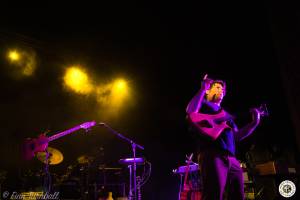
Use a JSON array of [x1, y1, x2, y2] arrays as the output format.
[[186, 75, 263, 200]]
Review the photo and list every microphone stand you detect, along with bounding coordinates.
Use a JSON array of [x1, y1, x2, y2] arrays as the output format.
[[99, 123, 144, 200]]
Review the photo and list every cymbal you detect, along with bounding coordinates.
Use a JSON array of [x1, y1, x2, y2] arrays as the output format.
[[98, 166, 122, 171], [36, 147, 63, 165], [119, 157, 145, 165], [77, 155, 93, 164]]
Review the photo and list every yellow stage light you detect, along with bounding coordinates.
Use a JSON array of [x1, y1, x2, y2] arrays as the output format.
[[8, 50, 21, 61], [112, 79, 128, 95], [7, 49, 37, 77], [95, 78, 134, 118], [96, 78, 129, 107], [22, 53, 36, 76], [63, 66, 93, 94]]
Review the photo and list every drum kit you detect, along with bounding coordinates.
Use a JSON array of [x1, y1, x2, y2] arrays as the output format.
[[21, 146, 136, 199], [21, 121, 150, 200]]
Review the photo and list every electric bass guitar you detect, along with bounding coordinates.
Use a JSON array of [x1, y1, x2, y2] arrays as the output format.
[[21, 121, 96, 160], [188, 109, 231, 140], [188, 104, 269, 140]]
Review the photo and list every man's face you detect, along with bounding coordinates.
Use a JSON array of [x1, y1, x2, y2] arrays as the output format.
[[206, 83, 225, 104]]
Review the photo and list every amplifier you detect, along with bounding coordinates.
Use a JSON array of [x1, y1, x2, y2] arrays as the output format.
[[255, 161, 300, 176]]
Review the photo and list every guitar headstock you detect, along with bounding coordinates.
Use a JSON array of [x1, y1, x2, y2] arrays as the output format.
[[185, 153, 194, 164], [80, 121, 97, 130]]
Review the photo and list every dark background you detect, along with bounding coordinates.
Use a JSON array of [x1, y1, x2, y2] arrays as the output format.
[[0, 2, 300, 199]]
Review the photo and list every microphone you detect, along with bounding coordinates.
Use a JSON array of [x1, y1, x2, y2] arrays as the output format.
[[98, 122, 106, 126]]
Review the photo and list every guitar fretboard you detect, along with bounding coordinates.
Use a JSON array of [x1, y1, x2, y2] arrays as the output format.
[[48, 125, 82, 142]]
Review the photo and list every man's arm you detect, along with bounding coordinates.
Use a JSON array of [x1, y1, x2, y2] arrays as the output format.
[[186, 88, 206, 114], [235, 108, 261, 141], [186, 75, 212, 114]]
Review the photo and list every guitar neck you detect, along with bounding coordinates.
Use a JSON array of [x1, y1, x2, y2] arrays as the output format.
[[183, 155, 193, 186], [183, 163, 191, 185], [48, 125, 83, 142]]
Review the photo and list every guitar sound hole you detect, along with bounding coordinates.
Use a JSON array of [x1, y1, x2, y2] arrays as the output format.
[[197, 120, 212, 128]]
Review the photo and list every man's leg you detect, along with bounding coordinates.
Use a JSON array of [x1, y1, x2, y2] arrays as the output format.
[[201, 151, 229, 200], [227, 156, 244, 200]]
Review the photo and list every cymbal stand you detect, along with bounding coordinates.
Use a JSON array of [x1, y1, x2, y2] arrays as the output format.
[[99, 123, 144, 200]]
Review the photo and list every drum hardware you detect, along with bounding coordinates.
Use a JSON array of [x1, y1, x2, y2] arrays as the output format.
[[36, 147, 63, 165], [119, 159, 151, 200], [99, 122, 145, 200], [0, 170, 7, 197], [58, 155, 125, 199], [35, 147, 62, 192], [20, 121, 150, 199], [77, 155, 94, 164], [119, 158, 145, 165], [93, 183, 128, 200], [99, 167, 123, 171]]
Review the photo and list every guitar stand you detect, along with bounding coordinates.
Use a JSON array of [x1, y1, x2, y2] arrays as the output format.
[[178, 174, 183, 200], [43, 149, 52, 193]]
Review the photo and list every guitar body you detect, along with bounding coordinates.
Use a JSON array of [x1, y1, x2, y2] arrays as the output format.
[[180, 190, 188, 200], [180, 180, 203, 200], [22, 134, 49, 160], [188, 110, 230, 140], [180, 185, 194, 200], [191, 191, 202, 200]]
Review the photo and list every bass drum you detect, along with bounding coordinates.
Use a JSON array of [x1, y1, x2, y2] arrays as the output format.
[[58, 179, 81, 199], [57, 164, 88, 199]]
